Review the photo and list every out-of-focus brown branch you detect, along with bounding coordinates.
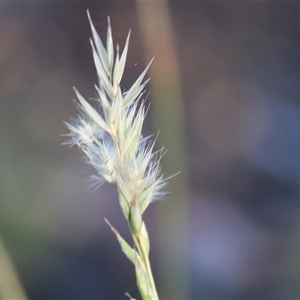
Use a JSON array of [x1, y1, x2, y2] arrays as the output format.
[[135, 1, 190, 299]]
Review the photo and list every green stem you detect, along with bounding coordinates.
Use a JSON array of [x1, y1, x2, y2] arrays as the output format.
[[133, 232, 159, 300]]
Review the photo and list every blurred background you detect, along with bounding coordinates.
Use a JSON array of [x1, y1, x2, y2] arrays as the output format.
[[1, 1, 300, 299]]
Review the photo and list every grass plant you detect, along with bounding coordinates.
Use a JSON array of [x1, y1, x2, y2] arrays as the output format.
[[64, 11, 167, 299]]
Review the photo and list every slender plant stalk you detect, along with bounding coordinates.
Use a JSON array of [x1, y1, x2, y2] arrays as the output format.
[[64, 11, 167, 299], [0, 234, 28, 300], [133, 234, 158, 298]]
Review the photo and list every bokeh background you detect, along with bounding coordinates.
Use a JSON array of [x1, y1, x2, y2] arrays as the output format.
[[1, 1, 300, 299]]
